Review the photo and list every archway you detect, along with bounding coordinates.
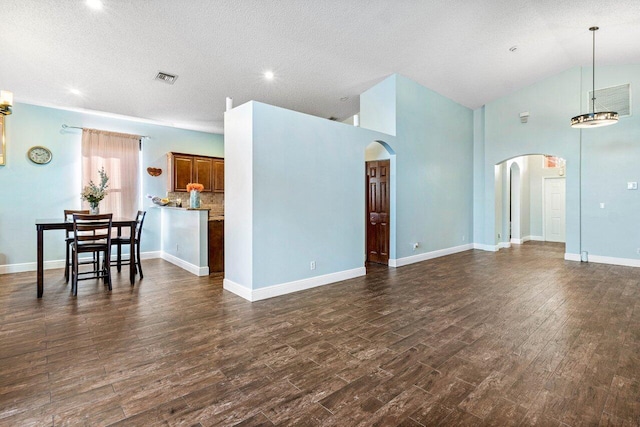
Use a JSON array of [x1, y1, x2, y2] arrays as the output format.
[[494, 154, 566, 251], [365, 140, 396, 266]]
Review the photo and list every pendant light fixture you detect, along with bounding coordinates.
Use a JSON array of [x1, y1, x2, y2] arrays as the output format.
[[570, 27, 618, 128]]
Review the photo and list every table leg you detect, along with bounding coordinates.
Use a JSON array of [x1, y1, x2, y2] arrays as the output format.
[[37, 226, 44, 298]]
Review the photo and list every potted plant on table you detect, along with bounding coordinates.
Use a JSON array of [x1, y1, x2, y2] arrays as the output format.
[[81, 167, 109, 214], [187, 182, 204, 208]]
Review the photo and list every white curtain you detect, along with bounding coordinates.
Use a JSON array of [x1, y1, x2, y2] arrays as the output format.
[[82, 128, 140, 218]]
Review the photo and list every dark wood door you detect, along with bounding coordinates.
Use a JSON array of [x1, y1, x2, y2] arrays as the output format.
[[366, 160, 390, 265]]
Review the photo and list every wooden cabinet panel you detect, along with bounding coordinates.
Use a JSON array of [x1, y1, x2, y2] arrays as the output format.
[[213, 159, 224, 193], [172, 155, 193, 192], [208, 220, 224, 273], [195, 158, 213, 192], [167, 152, 223, 193]]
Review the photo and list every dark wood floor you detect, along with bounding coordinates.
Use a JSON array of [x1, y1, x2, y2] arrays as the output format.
[[1, 242, 639, 426]]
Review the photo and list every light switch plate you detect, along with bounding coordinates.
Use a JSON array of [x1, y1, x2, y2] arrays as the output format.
[[627, 182, 638, 190]]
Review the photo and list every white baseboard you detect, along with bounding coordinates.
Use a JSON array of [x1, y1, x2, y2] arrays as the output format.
[[473, 243, 499, 252], [498, 242, 511, 249], [224, 267, 366, 302], [564, 253, 581, 262], [389, 244, 474, 268], [160, 252, 209, 276], [222, 278, 254, 301], [140, 251, 161, 260], [528, 235, 544, 241], [510, 238, 524, 244], [587, 254, 640, 268], [0, 259, 65, 275], [0, 251, 162, 275]]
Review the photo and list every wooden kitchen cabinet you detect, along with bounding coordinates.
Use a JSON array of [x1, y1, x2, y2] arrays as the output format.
[[195, 157, 213, 192], [213, 159, 224, 193], [167, 152, 223, 193], [208, 220, 224, 273], [169, 153, 193, 192]]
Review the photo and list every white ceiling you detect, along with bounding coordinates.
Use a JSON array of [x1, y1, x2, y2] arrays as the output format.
[[2, 0, 639, 133]]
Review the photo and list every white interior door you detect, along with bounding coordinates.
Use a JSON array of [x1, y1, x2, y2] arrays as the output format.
[[544, 177, 566, 242]]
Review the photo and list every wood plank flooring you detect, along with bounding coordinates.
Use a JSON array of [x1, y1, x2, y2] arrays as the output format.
[[1, 242, 639, 426]]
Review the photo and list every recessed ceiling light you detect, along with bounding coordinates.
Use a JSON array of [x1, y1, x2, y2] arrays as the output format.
[[86, 0, 103, 10], [69, 88, 82, 96], [509, 46, 518, 52], [264, 71, 274, 80]]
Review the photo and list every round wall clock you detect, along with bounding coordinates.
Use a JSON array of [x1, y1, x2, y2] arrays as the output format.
[[27, 146, 52, 165]]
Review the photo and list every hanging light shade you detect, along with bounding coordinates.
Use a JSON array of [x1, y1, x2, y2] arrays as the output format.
[[570, 27, 618, 128]]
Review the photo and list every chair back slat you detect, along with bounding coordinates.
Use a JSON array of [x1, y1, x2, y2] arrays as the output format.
[[135, 210, 147, 241], [73, 214, 113, 248]]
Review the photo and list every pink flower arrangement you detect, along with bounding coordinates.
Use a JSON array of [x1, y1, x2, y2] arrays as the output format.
[[186, 183, 204, 192]]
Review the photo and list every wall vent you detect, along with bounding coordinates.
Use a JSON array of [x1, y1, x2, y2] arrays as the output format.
[[589, 83, 631, 117], [155, 72, 178, 85]]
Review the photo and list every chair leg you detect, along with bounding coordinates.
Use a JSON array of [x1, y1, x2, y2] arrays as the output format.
[[105, 250, 112, 291], [136, 242, 143, 279], [117, 242, 122, 272], [72, 250, 78, 296], [64, 242, 70, 283]]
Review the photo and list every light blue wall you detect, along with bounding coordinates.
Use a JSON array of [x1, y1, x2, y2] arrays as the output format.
[[360, 75, 397, 136], [0, 102, 222, 268], [479, 67, 581, 252], [225, 74, 475, 293], [473, 107, 486, 244], [250, 102, 396, 289], [224, 102, 254, 290], [580, 65, 640, 259], [394, 75, 474, 257], [479, 64, 640, 261]]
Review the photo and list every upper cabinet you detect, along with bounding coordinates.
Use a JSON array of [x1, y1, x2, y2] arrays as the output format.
[[167, 152, 224, 193], [212, 159, 224, 193]]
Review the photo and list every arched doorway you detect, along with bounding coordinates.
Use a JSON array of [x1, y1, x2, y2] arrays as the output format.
[[365, 140, 396, 266], [495, 154, 566, 251]]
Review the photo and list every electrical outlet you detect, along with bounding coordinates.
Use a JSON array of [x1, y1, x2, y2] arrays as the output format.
[[462, 235, 466, 241], [310, 261, 316, 270], [412, 242, 419, 250], [176, 244, 179, 252], [498, 233, 501, 239]]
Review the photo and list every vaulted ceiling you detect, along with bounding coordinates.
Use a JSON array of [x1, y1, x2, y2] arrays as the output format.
[[2, 0, 639, 133]]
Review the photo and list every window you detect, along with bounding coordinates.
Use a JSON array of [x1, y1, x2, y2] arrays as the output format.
[[82, 129, 140, 217]]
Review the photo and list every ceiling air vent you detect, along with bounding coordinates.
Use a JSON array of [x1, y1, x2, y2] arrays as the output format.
[[590, 83, 631, 117], [155, 72, 178, 85]]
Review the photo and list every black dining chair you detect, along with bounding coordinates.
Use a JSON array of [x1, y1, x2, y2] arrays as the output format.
[[63, 209, 90, 283], [71, 213, 113, 296], [112, 210, 146, 279]]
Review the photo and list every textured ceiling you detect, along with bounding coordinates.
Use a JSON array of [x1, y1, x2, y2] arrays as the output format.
[[1, 0, 639, 133]]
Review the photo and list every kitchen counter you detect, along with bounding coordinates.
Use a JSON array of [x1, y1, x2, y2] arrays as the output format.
[[154, 206, 209, 276]]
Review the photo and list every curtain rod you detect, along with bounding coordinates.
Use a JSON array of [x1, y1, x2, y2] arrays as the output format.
[[61, 124, 150, 139]]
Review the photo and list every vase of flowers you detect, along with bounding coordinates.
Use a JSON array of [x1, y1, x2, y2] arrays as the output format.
[[187, 183, 204, 208], [81, 167, 109, 214]]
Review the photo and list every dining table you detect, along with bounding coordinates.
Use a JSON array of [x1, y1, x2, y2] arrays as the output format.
[[35, 217, 137, 298]]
